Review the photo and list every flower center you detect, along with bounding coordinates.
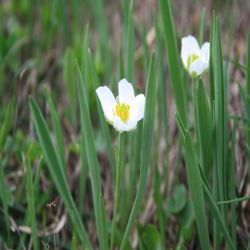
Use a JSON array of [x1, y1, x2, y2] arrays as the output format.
[[187, 53, 200, 70], [114, 103, 130, 123]]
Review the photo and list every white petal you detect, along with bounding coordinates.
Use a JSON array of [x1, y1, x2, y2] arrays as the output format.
[[96, 86, 116, 122], [189, 59, 209, 77], [181, 35, 200, 69], [130, 94, 145, 122], [118, 78, 135, 104], [200, 42, 210, 63], [126, 119, 137, 130], [113, 117, 137, 132], [113, 117, 125, 132]]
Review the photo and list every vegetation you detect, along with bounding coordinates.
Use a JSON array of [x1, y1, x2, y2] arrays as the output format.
[[0, 0, 249, 249]]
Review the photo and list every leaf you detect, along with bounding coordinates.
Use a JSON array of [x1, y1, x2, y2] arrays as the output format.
[[46, 90, 66, 171], [176, 115, 210, 250], [158, 0, 187, 125], [195, 79, 213, 176], [29, 97, 92, 249], [184, 131, 210, 250], [126, 0, 135, 82], [138, 224, 164, 250], [87, 50, 115, 179], [25, 157, 38, 250], [76, 61, 108, 250], [179, 200, 195, 241], [167, 184, 186, 214], [0, 99, 15, 152]]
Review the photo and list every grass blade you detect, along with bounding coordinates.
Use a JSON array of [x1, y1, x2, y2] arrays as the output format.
[[0, 158, 10, 236], [246, 32, 250, 177], [209, 12, 216, 103], [46, 90, 66, 171], [126, 0, 135, 82], [158, 0, 187, 125], [199, 8, 206, 45], [228, 118, 237, 245], [29, 97, 92, 249], [0, 99, 15, 152], [213, 16, 227, 214], [90, 0, 111, 74], [183, 133, 210, 250], [76, 61, 108, 250], [153, 167, 166, 248], [63, 48, 77, 124], [195, 79, 212, 176], [87, 50, 115, 178], [201, 174, 235, 250], [25, 156, 38, 250], [155, 15, 168, 143], [0, 99, 15, 236], [120, 53, 156, 249], [211, 17, 229, 248], [176, 117, 210, 250], [141, 23, 150, 72], [247, 33, 250, 95]]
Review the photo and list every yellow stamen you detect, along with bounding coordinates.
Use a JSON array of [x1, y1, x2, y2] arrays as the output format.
[[187, 53, 200, 70], [114, 103, 130, 123]]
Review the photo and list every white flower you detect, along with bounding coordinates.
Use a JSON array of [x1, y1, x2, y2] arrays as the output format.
[[96, 79, 145, 132], [181, 35, 210, 78]]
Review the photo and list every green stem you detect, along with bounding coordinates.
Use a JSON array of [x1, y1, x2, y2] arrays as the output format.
[[110, 133, 124, 249], [192, 78, 199, 133], [217, 195, 250, 205]]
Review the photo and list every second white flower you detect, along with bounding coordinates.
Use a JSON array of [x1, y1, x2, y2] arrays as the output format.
[[181, 35, 210, 78]]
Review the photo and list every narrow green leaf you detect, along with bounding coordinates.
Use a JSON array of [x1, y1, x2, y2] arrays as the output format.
[[90, 0, 110, 74], [209, 12, 216, 103], [209, 13, 217, 247], [153, 167, 166, 248], [128, 122, 142, 211], [213, 18, 227, 221], [198, 164, 235, 250], [228, 120, 237, 245], [158, 0, 187, 125], [175, 114, 186, 140], [46, 91, 66, 171], [87, 50, 115, 179], [247, 33, 250, 96], [118, 46, 125, 79], [217, 196, 250, 205], [120, 53, 156, 249], [199, 8, 206, 45], [63, 48, 77, 124], [25, 156, 38, 250], [183, 131, 210, 250], [111, 133, 124, 249], [141, 23, 150, 72], [76, 61, 108, 250], [0, 99, 15, 152], [246, 32, 250, 177], [29, 97, 92, 249], [0, 159, 10, 234], [126, 0, 135, 82], [195, 79, 212, 176], [202, 179, 236, 250], [155, 16, 168, 157]]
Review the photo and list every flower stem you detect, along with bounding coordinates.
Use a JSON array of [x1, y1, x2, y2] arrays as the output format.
[[110, 132, 124, 249], [192, 78, 199, 131]]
